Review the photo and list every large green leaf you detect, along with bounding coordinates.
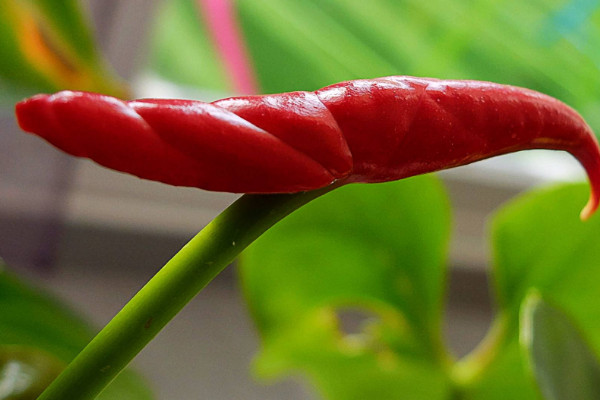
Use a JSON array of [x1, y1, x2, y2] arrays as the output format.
[[0, 0, 125, 103], [491, 183, 600, 341], [460, 183, 600, 399], [521, 292, 600, 400], [241, 180, 600, 399], [240, 176, 452, 399], [0, 266, 153, 399]]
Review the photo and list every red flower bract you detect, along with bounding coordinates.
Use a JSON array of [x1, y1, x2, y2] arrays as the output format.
[[15, 76, 600, 219]]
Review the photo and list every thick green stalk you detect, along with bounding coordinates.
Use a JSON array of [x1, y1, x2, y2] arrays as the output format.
[[38, 188, 333, 400]]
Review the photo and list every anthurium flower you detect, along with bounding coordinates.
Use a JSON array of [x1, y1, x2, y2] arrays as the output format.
[[15, 76, 600, 218]]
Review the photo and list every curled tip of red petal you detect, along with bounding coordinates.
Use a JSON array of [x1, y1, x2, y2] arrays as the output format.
[[580, 159, 600, 221], [580, 199, 597, 221]]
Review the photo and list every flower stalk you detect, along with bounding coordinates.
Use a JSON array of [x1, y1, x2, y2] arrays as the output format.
[[38, 188, 334, 400]]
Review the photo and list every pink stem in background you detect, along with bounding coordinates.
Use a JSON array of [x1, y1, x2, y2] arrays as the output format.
[[197, 0, 259, 95]]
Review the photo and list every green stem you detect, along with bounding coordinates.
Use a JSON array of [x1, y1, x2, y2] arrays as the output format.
[[38, 188, 333, 400]]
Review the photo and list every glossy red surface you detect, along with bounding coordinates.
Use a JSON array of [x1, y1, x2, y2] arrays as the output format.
[[15, 76, 600, 218]]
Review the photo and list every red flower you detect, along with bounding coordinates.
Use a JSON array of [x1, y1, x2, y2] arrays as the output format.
[[16, 76, 600, 218]]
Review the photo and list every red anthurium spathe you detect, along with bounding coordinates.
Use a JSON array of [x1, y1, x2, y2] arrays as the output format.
[[15, 76, 600, 219]]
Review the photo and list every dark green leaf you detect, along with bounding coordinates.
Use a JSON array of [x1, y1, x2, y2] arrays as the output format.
[[0, 266, 154, 399], [240, 176, 452, 399], [521, 292, 600, 400]]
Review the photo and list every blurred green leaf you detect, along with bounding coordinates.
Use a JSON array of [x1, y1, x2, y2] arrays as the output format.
[[458, 337, 537, 400], [148, 0, 230, 93], [240, 176, 452, 399], [491, 183, 600, 343], [460, 183, 600, 399], [521, 292, 600, 400], [0, 0, 125, 102], [22, 0, 99, 63], [236, 0, 398, 92], [149, 0, 600, 133], [241, 180, 600, 399], [0, 346, 64, 400], [0, 265, 154, 399]]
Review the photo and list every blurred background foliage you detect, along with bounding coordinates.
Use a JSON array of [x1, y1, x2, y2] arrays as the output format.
[[3, 0, 599, 130], [521, 292, 600, 400], [0, 267, 155, 399], [149, 0, 600, 132], [241, 178, 600, 400], [0, 0, 125, 104]]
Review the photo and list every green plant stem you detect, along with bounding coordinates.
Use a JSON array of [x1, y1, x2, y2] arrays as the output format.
[[37, 188, 334, 400]]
